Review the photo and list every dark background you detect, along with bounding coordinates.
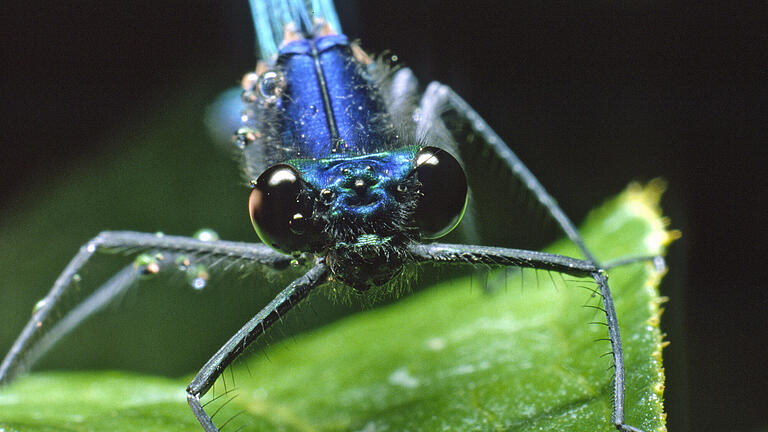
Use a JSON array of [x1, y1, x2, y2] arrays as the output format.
[[1, 1, 765, 431]]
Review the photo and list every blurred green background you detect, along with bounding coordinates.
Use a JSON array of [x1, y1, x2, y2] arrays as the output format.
[[1, 2, 765, 431]]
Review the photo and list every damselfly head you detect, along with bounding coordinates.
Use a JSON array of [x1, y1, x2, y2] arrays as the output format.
[[249, 146, 468, 290]]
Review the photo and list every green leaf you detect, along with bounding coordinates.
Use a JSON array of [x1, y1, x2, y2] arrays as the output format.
[[0, 182, 673, 432]]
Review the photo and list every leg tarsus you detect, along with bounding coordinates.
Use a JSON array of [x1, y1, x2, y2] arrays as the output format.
[[604, 254, 665, 271], [616, 423, 647, 432], [188, 392, 218, 432]]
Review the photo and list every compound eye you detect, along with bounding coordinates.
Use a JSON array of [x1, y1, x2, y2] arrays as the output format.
[[412, 146, 468, 239], [249, 164, 312, 253]]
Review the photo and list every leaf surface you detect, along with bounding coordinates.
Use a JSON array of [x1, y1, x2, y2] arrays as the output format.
[[0, 183, 673, 432]]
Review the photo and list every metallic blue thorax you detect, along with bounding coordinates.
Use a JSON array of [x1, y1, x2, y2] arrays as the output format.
[[276, 34, 389, 159]]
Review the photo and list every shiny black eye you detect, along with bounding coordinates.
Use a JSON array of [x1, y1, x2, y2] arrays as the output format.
[[412, 146, 468, 239], [249, 164, 313, 253]]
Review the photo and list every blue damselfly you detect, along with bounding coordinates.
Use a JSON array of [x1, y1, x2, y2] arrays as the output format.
[[1, 1, 672, 431]]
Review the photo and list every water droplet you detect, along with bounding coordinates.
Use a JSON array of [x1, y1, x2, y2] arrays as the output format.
[[186, 264, 209, 290], [388, 367, 419, 388], [390, 54, 398, 62], [258, 71, 284, 101], [290, 258, 300, 267], [233, 134, 247, 149], [337, 139, 347, 150], [241, 72, 259, 91], [191, 277, 206, 290], [426, 337, 446, 351], [33, 298, 47, 313], [241, 89, 258, 104], [72, 273, 82, 283], [240, 108, 257, 125], [86, 243, 96, 253], [319, 189, 335, 205], [411, 108, 422, 123], [154, 231, 165, 238], [175, 255, 191, 271], [194, 228, 220, 242], [133, 253, 161, 277], [304, 105, 318, 117], [233, 127, 260, 149], [240, 73, 260, 103]]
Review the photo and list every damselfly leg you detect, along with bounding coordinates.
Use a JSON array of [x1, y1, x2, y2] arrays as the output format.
[[0, 232, 293, 386], [414, 82, 644, 431]]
